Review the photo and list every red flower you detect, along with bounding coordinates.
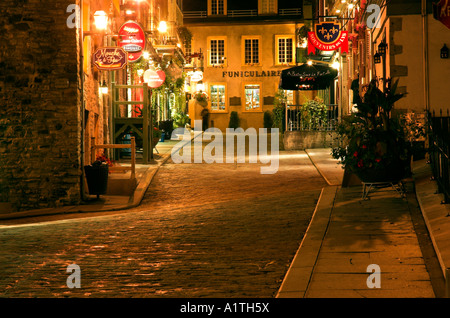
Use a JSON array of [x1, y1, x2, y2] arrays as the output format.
[[353, 151, 358, 157], [375, 158, 381, 163], [362, 145, 367, 149], [357, 160, 364, 168]]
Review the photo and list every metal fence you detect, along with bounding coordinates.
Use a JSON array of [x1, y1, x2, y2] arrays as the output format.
[[428, 110, 450, 204], [285, 104, 339, 131]]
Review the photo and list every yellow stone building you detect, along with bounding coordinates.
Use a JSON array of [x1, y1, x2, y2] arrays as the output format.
[[183, 0, 309, 131]]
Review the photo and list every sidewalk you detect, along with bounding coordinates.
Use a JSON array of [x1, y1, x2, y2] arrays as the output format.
[[0, 133, 197, 221], [277, 148, 448, 298]]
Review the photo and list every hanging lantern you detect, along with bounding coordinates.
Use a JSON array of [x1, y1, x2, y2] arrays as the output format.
[[378, 41, 387, 55], [374, 52, 381, 64], [93, 11, 108, 31], [441, 44, 449, 59]]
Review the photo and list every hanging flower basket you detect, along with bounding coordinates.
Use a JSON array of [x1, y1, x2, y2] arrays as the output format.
[[194, 91, 208, 107]]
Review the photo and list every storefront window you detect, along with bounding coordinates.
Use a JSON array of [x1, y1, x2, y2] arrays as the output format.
[[210, 84, 226, 111], [244, 84, 261, 111]]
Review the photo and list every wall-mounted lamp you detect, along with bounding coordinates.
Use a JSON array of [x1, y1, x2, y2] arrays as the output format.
[[158, 21, 168, 34], [93, 11, 108, 31], [374, 52, 381, 64], [99, 80, 108, 94], [441, 44, 449, 59], [378, 41, 387, 55]]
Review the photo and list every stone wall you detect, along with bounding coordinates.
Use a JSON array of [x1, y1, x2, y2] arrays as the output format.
[[283, 131, 339, 150], [0, 0, 82, 211]]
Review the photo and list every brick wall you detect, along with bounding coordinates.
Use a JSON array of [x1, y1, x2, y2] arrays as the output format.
[[0, 0, 82, 211]]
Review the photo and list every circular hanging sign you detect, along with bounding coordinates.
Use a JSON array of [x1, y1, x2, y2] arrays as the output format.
[[190, 71, 203, 82], [144, 69, 166, 88], [118, 21, 146, 63]]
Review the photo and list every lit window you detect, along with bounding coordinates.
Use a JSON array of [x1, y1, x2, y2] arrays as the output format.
[[210, 84, 226, 111], [209, 37, 226, 66], [243, 37, 260, 65], [244, 84, 261, 111], [284, 90, 294, 105], [276, 36, 294, 64]]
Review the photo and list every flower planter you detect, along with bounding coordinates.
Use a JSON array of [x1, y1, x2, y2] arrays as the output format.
[[354, 159, 410, 183], [84, 164, 108, 198]]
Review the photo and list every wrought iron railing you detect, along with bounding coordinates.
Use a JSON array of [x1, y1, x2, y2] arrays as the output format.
[[183, 8, 302, 19], [285, 104, 338, 131], [428, 110, 450, 204]]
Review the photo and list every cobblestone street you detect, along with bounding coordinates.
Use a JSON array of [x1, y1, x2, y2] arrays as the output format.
[[0, 139, 326, 298]]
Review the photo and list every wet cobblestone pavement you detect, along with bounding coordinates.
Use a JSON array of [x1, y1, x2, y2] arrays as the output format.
[[0, 148, 326, 297]]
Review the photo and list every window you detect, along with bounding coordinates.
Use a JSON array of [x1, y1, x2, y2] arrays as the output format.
[[208, 37, 226, 66], [276, 35, 295, 65], [209, 0, 226, 15], [210, 84, 227, 111], [242, 36, 260, 65], [244, 84, 261, 111], [258, 0, 277, 15], [284, 90, 294, 106]]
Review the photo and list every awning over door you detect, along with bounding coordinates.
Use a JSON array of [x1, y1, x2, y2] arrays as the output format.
[[279, 63, 338, 90]]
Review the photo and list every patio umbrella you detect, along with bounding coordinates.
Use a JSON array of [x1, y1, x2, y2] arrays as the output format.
[[279, 63, 338, 90]]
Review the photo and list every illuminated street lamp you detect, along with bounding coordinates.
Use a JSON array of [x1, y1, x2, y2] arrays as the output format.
[[158, 21, 168, 33], [93, 10, 108, 31]]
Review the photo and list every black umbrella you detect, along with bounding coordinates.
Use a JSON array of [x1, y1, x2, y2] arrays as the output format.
[[279, 63, 338, 90]]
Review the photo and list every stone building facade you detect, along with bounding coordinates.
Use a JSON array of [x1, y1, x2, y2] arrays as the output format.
[[0, 0, 83, 212]]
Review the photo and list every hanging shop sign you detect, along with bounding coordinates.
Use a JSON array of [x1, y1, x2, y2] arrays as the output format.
[[143, 68, 166, 88], [307, 22, 348, 54], [279, 64, 338, 91], [433, 0, 450, 30], [118, 21, 146, 63], [189, 71, 203, 82], [92, 47, 128, 70]]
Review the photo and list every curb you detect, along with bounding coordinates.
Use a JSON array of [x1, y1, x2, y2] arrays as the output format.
[[413, 161, 450, 281], [276, 185, 338, 298]]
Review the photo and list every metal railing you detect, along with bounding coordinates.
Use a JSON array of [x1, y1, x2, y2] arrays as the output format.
[[428, 110, 450, 203], [184, 8, 302, 19], [286, 104, 339, 131]]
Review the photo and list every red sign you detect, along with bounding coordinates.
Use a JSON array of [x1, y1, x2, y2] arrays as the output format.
[[118, 21, 146, 63], [93, 47, 128, 70], [434, 0, 450, 30], [144, 69, 166, 88], [307, 22, 348, 54]]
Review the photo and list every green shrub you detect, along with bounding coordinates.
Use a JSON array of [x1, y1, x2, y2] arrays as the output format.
[[263, 111, 273, 129], [228, 111, 240, 129]]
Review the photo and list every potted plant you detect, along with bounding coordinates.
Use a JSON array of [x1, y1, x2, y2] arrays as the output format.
[[84, 154, 113, 198], [194, 91, 208, 107], [153, 126, 162, 146], [332, 78, 411, 183]]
